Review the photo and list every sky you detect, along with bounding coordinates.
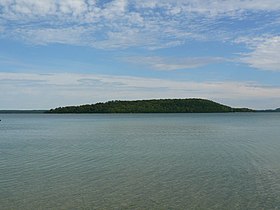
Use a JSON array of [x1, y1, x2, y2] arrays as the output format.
[[0, 0, 280, 110]]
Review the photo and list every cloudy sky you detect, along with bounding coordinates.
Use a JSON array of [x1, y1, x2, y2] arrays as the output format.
[[1, 0, 280, 109]]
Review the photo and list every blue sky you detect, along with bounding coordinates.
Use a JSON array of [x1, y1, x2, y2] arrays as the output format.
[[1, 0, 280, 109]]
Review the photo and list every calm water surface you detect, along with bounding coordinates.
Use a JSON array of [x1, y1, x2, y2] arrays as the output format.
[[1, 113, 280, 209]]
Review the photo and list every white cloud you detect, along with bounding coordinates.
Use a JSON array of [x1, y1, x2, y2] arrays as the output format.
[[125, 56, 224, 71], [0, 72, 280, 109], [0, 0, 89, 18], [134, 0, 280, 14], [2, 0, 56, 18], [0, 0, 280, 49], [2, 0, 280, 19], [1, 0, 280, 72], [102, 0, 127, 17], [13, 27, 91, 46], [59, 0, 87, 16], [238, 36, 280, 71]]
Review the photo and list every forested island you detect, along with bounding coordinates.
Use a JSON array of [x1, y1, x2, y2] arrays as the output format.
[[47, 98, 253, 113]]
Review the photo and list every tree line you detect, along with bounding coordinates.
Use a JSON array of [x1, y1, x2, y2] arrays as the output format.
[[47, 98, 254, 113]]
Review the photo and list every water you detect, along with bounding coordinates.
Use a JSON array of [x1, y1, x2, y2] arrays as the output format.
[[1, 113, 280, 209]]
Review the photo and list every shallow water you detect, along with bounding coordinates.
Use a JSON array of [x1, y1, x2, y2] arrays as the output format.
[[1, 113, 280, 209]]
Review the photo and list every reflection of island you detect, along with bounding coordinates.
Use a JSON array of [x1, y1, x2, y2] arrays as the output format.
[[47, 98, 254, 113]]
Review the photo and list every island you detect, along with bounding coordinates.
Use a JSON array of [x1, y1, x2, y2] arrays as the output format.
[[47, 98, 254, 113]]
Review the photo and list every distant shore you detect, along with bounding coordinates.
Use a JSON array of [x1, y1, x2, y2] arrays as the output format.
[[0, 110, 46, 114], [1, 99, 279, 114]]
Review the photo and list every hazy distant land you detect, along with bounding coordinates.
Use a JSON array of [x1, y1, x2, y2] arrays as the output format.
[[0, 110, 46, 114]]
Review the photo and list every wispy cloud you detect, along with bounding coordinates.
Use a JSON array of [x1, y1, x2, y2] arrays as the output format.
[[1, 0, 280, 75], [237, 36, 280, 71], [1, 0, 280, 50], [0, 72, 280, 109], [13, 27, 90, 46], [135, 0, 280, 13], [124, 56, 224, 71]]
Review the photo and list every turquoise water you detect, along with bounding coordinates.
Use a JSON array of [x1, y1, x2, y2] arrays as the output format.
[[1, 113, 280, 209]]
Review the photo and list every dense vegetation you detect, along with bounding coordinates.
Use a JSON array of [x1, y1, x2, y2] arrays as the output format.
[[47, 99, 253, 113]]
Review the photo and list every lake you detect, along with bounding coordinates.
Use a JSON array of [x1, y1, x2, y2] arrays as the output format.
[[1, 113, 280, 209]]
